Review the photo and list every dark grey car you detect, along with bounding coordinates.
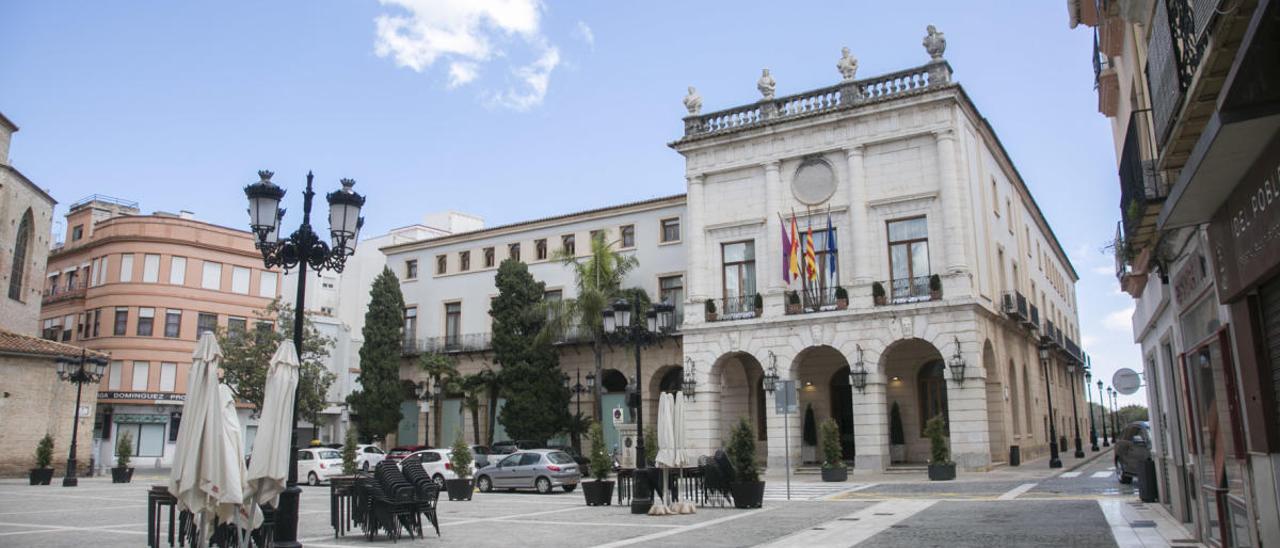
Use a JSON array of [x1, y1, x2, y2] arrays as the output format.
[[474, 449, 581, 494], [1114, 421, 1151, 484]]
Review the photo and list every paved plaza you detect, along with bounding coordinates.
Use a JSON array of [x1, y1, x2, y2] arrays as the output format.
[[0, 449, 1203, 547]]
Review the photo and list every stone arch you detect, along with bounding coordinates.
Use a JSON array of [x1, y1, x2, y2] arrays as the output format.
[[879, 337, 946, 464], [982, 339, 1004, 460], [707, 351, 767, 459], [790, 345, 854, 462], [1009, 359, 1021, 435], [647, 364, 684, 427]]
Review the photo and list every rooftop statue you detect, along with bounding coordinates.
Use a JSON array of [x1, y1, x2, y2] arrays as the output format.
[[757, 68, 776, 101], [924, 25, 946, 60], [683, 86, 703, 115], [836, 47, 859, 81]]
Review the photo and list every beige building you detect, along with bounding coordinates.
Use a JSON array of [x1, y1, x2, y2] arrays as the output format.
[[41, 197, 280, 470], [0, 111, 103, 478]]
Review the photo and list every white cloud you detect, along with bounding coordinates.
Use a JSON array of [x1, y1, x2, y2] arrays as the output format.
[[1081, 334, 1097, 348], [373, 0, 559, 109], [1092, 265, 1115, 276], [575, 20, 594, 47], [1103, 306, 1135, 333]]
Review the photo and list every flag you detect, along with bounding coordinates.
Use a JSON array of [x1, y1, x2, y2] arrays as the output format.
[[780, 214, 792, 286], [783, 215, 793, 282], [804, 222, 817, 281], [825, 212, 837, 283]]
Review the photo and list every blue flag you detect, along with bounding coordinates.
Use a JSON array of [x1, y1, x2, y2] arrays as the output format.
[[826, 213, 837, 281]]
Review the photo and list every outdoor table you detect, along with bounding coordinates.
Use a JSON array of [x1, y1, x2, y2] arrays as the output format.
[[330, 474, 361, 537], [148, 485, 178, 548], [614, 468, 702, 506]]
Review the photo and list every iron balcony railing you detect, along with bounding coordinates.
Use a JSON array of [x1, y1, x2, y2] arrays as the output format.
[[890, 276, 932, 304], [42, 280, 89, 304], [1041, 319, 1063, 350], [1118, 109, 1166, 245], [1001, 291, 1029, 322], [403, 333, 492, 355], [712, 294, 760, 321], [1029, 303, 1040, 330], [1064, 337, 1083, 364], [788, 286, 846, 315], [1147, 0, 1215, 151]]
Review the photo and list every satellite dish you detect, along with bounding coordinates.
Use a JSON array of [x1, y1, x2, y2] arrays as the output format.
[[1113, 368, 1142, 395]]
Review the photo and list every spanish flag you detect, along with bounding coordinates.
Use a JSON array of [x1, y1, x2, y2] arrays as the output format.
[[788, 216, 802, 282], [804, 223, 817, 281]]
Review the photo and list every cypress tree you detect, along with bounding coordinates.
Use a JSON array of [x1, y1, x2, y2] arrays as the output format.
[[348, 267, 406, 441], [491, 259, 570, 443]]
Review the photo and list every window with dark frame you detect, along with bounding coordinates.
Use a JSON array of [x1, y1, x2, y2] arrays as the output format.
[[406, 259, 418, 279], [562, 234, 575, 255], [436, 255, 447, 275], [535, 239, 547, 260], [227, 317, 247, 336], [460, 251, 471, 271], [886, 217, 930, 301], [721, 241, 756, 315], [137, 307, 155, 337], [71, 224, 83, 241], [659, 275, 684, 325], [444, 302, 461, 345], [483, 247, 495, 267], [92, 309, 101, 338], [197, 312, 218, 336], [661, 218, 680, 243], [114, 307, 128, 336], [508, 243, 521, 262], [164, 309, 182, 338], [620, 225, 635, 248], [8, 210, 32, 300], [403, 307, 417, 345]]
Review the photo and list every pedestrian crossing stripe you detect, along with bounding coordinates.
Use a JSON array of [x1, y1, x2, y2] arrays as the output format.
[[762, 484, 863, 500], [1091, 471, 1112, 478], [1060, 471, 1082, 478]]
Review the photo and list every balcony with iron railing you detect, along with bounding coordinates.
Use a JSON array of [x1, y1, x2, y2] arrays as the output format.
[[880, 276, 937, 306], [1064, 337, 1083, 364], [1029, 303, 1040, 330], [785, 286, 849, 315], [403, 333, 492, 355], [707, 294, 761, 322], [42, 280, 88, 305], [1001, 291, 1029, 323], [1041, 319, 1063, 350], [1118, 109, 1167, 250]]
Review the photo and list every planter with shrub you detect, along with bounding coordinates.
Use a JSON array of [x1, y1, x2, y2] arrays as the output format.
[[704, 299, 717, 322], [112, 431, 135, 484], [872, 282, 887, 306], [785, 291, 801, 315], [753, 293, 764, 317], [727, 418, 764, 508], [819, 418, 847, 482], [29, 434, 54, 485], [445, 435, 474, 501], [929, 274, 942, 300], [582, 422, 614, 506], [924, 415, 955, 481], [835, 286, 849, 310]]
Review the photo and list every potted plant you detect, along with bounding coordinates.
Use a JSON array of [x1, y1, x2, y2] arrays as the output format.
[[582, 422, 614, 505], [112, 431, 135, 483], [819, 418, 847, 482], [872, 282, 887, 306], [924, 415, 955, 481], [445, 435, 474, 501], [753, 293, 764, 317], [785, 291, 801, 315], [834, 286, 849, 310], [341, 428, 359, 475], [727, 418, 764, 508], [889, 402, 906, 464], [704, 299, 717, 322], [929, 274, 942, 300], [29, 434, 54, 485]]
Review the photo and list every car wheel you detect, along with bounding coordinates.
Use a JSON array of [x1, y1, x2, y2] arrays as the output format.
[[477, 475, 493, 493], [1115, 459, 1133, 484], [433, 474, 446, 487], [535, 477, 552, 494], [361, 461, 370, 472], [562, 484, 576, 493], [308, 472, 320, 486]]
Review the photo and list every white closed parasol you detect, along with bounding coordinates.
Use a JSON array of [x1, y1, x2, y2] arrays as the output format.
[[244, 342, 299, 507]]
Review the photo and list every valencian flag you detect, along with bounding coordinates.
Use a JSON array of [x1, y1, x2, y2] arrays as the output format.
[[788, 215, 802, 282], [804, 221, 818, 281], [780, 214, 793, 285]]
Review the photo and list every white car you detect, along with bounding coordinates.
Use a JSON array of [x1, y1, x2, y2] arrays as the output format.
[[297, 447, 344, 486], [403, 449, 477, 485], [356, 444, 386, 471]]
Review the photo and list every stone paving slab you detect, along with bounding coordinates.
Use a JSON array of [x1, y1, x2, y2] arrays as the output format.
[[856, 500, 1118, 548]]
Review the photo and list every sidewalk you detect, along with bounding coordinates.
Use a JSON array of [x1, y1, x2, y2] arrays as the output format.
[[1100, 498, 1204, 547], [762, 446, 1112, 485]]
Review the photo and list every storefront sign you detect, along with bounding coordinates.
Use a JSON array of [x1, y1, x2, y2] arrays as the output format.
[[102, 391, 185, 402], [113, 414, 169, 424], [1172, 250, 1210, 310], [1208, 135, 1280, 302]]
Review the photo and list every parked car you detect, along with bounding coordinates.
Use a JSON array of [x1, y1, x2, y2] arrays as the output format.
[[356, 444, 386, 471], [403, 449, 479, 485], [297, 447, 344, 486], [469, 445, 492, 469], [1114, 421, 1152, 484], [490, 440, 543, 454], [474, 449, 581, 494], [547, 444, 589, 467], [384, 445, 429, 465]]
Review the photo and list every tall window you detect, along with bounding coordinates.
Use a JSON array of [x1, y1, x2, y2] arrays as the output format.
[[169, 257, 187, 285], [620, 225, 635, 248], [483, 247, 495, 268], [108, 361, 123, 390], [164, 309, 182, 338], [142, 254, 161, 283], [227, 317, 247, 335], [258, 271, 278, 297], [405, 259, 418, 279], [661, 218, 681, 243], [92, 308, 101, 337], [120, 254, 135, 282], [114, 307, 129, 336], [508, 243, 520, 262], [197, 312, 218, 335], [8, 209, 32, 300], [659, 275, 684, 325], [535, 239, 548, 260], [137, 308, 155, 336], [131, 361, 150, 391], [403, 307, 417, 345], [436, 255, 447, 275], [444, 302, 461, 345], [231, 267, 250, 294], [460, 250, 471, 271], [202, 261, 222, 290], [887, 217, 929, 301], [159, 362, 177, 392], [71, 225, 84, 241], [721, 241, 756, 315], [590, 230, 604, 243], [562, 235, 575, 255]]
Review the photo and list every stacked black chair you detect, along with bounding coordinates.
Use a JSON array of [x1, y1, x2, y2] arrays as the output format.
[[354, 479, 402, 541], [397, 456, 442, 537], [699, 452, 735, 508], [373, 461, 423, 540]]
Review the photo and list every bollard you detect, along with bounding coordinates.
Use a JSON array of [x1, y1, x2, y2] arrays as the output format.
[[1139, 458, 1159, 503], [1009, 445, 1021, 467]]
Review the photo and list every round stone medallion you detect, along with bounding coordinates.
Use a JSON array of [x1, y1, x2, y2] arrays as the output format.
[[792, 159, 836, 205]]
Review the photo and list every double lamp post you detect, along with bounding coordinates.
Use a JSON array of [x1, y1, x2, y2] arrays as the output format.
[[244, 170, 365, 548], [55, 349, 109, 487]]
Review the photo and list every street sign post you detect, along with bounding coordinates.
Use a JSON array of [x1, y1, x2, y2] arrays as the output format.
[[1113, 368, 1142, 395], [775, 380, 797, 500]]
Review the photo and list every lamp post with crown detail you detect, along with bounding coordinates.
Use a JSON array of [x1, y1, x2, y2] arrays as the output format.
[[55, 348, 108, 487], [244, 170, 365, 548]]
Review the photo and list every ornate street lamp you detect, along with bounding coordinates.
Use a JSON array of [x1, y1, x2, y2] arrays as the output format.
[[1067, 363, 1085, 459], [1039, 345, 1062, 469], [55, 349, 108, 487], [602, 298, 674, 514], [947, 336, 966, 385], [1109, 387, 1120, 437], [849, 345, 868, 393], [763, 351, 780, 393], [1096, 379, 1110, 447], [1085, 370, 1099, 452], [244, 170, 364, 548], [682, 357, 697, 398]]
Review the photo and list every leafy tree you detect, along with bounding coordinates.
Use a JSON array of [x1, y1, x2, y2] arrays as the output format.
[[538, 236, 638, 420], [644, 424, 658, 465], [820, 418, 844, 469], [449, 434, 473, 479], [492, 259, 570, 443], [727, 418, 758, 483], [218, 299, 336, 424], [347, 268, 406, 441], [35, 434, 53, 469], [341, 429, 358, 475], [457, 371, 492, 445], [1118, 404, 1149, 426], [587, 421, 611, 481], [116, 431, 133, 468], [924, 415, 950, 465], [565, 411, 590, 454], [419, 352, 459, 446]]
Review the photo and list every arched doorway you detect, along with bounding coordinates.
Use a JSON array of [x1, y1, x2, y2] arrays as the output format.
[[600, 369, 629, 451], [983, 340, 1004, 460], [830, 366, 855, 460], [880, 338, 946, 464], [790, 346, 853, 465], [647, 365, 684, 431], [708, 352, 766, 461]]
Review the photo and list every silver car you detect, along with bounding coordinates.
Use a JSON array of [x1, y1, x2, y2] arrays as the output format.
[[475, 449, 580, 494]]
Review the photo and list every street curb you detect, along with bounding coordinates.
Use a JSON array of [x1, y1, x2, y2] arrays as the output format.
[[1062, 446, 1113, 474]]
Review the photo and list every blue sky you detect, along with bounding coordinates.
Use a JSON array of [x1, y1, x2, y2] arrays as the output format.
[[0, 1, 1144, 405]]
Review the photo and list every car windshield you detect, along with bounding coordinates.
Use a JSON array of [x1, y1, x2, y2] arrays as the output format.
[[319, 450, 341, 460], [547, 452, 575, 465]]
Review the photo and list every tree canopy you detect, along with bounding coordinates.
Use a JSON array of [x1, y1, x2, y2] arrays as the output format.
[[347, 267, 406, 441], [218, 299, 336, 424], [491, 259, 570, 443]]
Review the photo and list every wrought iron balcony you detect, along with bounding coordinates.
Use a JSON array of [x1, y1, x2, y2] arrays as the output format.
[[888, 276, 934, 304], [785, 286, 849, 315], [1118, 109, 1167, 249], [1001, 291, 1029, 323], [42, 280, 88, 305], [1064, 337, 1083, 364], [708, 294, 760, 322], [1029, 303, 1040, 330], [403, 333, 492, 355]]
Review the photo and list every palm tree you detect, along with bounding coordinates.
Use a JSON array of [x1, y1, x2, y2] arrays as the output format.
[[418, 352, 458, 446], [539, 234, 638, 421], [458, 372, 489, 444]]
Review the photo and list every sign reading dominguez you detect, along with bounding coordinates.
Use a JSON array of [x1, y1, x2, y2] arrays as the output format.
[[102, 391, 186, 402], [1208, 135, 1280, 303]]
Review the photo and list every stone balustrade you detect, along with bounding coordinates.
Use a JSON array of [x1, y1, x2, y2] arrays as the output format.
[[682, 61, 952, 138]]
